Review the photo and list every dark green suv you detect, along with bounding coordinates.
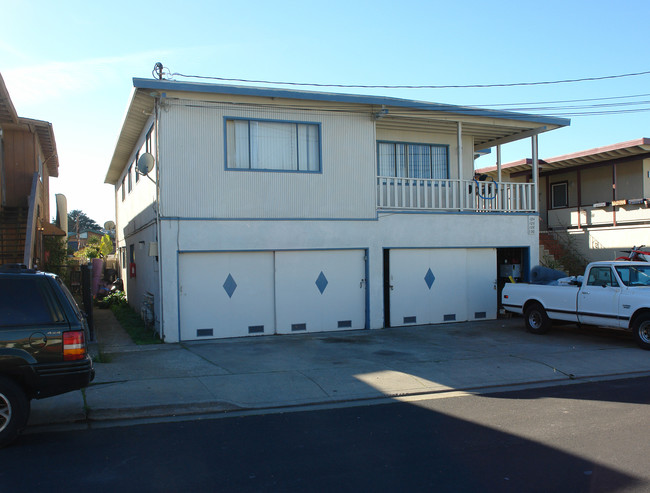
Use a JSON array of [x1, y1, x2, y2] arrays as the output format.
[[0, 264, 95, 447]]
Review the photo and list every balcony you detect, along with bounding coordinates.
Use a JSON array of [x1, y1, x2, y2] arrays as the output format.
[[377, 177, 536, 213], [548, 203, 650, 229]]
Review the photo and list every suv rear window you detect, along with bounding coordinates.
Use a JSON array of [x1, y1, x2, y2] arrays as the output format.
[[0, 277, 55, 326]]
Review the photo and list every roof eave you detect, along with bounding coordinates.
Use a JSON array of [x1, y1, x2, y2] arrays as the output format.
[[105, 87, 155, 185], [132, 78, 571, 128]]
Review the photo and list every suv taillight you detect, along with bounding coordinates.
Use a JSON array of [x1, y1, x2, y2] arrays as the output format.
[[63, 331, 86, 361]]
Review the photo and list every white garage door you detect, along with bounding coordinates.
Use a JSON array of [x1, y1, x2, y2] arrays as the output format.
[[389, 248, 496, 327], [179, 252, 275, 340], [179, 250, 366, 340], [275, 250, 366, 334]]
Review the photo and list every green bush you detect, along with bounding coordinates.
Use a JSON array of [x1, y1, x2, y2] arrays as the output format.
[[96, 290, 127, 308]]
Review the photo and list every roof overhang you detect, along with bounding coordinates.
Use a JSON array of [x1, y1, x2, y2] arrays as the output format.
[[477, 138, 650, 176], [20, 118, 59, 177], [105, 78, 570, 185], [1, 74, 59, 176], [41, 222, 66, 236], [105, 87, 155, 184], [0, 74, 19, 125]]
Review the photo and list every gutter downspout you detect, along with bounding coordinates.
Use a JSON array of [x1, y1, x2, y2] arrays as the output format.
[[153, 94, 164, 341]]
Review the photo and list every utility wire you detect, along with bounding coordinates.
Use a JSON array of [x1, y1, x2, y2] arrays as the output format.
[[480, 93, 650, 107], [169, 69, 650, 89]]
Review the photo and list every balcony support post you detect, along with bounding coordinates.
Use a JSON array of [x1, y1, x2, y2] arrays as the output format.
[[532, 135, 539, 212]]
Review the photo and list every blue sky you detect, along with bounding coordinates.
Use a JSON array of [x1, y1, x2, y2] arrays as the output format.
[[2, 0, 649, 225]]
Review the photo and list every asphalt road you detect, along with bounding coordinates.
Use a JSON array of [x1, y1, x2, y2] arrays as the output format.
[[2, 376, 650, 492]]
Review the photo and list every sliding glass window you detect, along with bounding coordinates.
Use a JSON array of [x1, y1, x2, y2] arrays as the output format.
[[226, 118, 321, 172], [378, 142, 449, 179]]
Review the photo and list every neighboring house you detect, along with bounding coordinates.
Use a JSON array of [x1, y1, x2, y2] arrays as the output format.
[[105, 78, 569, 342], [0, 73, 65, 268], [67, 230, 104, 252], [476, 138, 650, 263]]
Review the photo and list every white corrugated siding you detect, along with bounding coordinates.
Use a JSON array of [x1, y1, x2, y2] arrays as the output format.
[[159, 100, 376, 219]]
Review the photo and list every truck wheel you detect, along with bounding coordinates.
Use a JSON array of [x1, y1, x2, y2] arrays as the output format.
[[632, 314, 650, 350], [0, 377, 30, 448], [524, 303, 551, 334]]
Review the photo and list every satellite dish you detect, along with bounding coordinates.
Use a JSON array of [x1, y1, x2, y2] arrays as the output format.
[[104, 220, 116, 230], [137, 153, 155, 175]]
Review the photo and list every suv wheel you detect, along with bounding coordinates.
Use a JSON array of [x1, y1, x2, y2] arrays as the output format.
[[0, 377, 30, 448]]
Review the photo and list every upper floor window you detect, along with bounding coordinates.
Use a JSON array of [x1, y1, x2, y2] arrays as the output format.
[[145, 126, 153, 153], [135, 152, 140, 183], [128, 164, 133, 192], [121, 179, 125, 201], [378, 142, 449, 179], [225, 118, 321, 172], [551, 182, 568, 209]]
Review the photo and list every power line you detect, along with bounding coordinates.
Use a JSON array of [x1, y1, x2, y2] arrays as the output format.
[[479, 93, 650, 107], [169, 69, 650, 89]]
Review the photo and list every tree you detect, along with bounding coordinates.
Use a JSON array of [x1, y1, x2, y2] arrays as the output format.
[[68, 210, 101, 233], [74, 234, 113, 260]]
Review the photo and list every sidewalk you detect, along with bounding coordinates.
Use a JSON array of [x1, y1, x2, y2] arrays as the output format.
[[28, 308, 650, 429]]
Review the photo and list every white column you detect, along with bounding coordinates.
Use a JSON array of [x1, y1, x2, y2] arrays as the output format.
[[532, 134, 539, 212], [457, 122, 463, 180], [496, 145, 502, 182]]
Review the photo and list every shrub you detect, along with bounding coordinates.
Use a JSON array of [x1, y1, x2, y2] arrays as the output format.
[[96, 290, 127, 308]]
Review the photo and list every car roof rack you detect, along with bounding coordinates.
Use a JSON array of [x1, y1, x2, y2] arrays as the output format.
[[0, 263, 38, 274]]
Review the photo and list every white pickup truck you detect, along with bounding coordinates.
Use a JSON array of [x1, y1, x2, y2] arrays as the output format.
[[502, 261, 650, 350]]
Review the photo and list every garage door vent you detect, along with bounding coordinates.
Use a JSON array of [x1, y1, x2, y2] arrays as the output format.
[[444, 314, 456, 321], [197, 328, 214, 337], [248, 325, 264, 334], [475, 312, 487, 319], [292, 323, 307, 331], [403, 316, 416, 324], [338, 320, 352, 328]]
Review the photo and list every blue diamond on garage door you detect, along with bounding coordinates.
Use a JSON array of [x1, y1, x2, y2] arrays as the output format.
[[315, 271, 328, 294], [223, 274, 237, 298], [424, 268, 435, 289]]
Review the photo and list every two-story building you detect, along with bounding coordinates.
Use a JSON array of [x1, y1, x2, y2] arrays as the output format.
[[105, 78, 569, 342], [0, 73, 65, 268]]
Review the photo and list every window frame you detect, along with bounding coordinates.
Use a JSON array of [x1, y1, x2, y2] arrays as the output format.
[[223, 117, 322, 174], [551, 181, 568, 209], [587, 266, 619, 288], [127, 163, 133, 193], [377, 141, 450, 179]]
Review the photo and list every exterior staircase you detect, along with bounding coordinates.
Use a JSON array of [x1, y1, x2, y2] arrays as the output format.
[[0, 207, 28, 265], [539, 231, 566, 264]]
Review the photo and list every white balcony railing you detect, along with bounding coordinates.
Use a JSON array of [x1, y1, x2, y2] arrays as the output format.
[[377, 176, 535, 212]]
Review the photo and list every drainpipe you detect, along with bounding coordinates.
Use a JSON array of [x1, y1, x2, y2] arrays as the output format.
[[152, 94, 164, 341]]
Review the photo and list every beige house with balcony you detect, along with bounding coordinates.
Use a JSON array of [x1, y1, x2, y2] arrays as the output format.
[[477, 138, 650, 263], [106, 78, 569, 341]]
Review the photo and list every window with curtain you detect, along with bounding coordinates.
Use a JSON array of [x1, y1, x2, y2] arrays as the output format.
[[378, 142, 449, 179], [226, 118, 321, 172]]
